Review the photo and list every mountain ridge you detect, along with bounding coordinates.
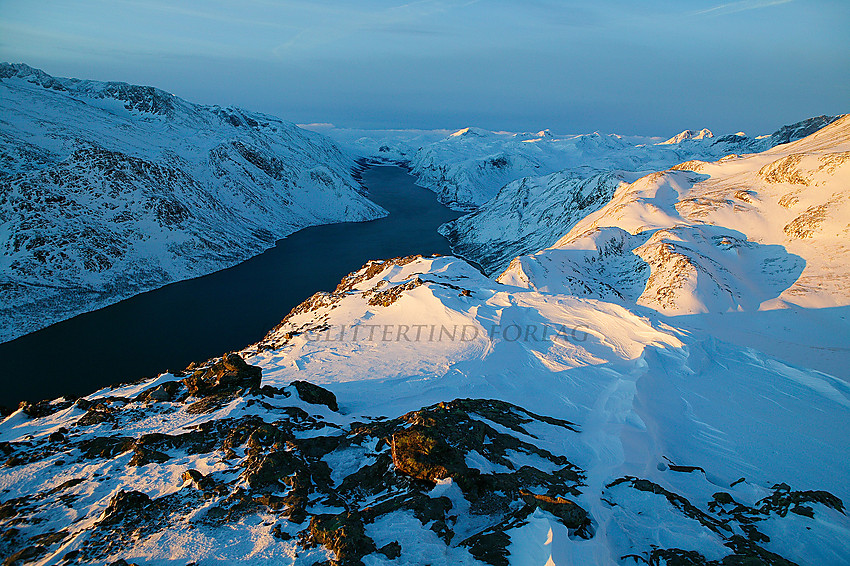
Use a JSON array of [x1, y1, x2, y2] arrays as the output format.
[[0, 63, 386, 343]]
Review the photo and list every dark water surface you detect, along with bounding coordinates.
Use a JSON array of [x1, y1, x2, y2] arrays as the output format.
[[0, 166, 462, 406]]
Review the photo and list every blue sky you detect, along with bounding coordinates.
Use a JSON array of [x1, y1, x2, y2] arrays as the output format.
[[1, 0, 847, 136]]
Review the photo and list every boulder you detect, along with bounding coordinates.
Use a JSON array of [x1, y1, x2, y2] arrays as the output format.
[[291, 380, 338, 412], [182, 354, 261, 397], [302, 511, 376, 566]]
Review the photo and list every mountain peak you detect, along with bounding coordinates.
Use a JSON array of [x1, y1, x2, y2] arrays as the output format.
[[0, 62, 180, 116], [659, 128, 714, 145], [0, 61, 67, 91], [448, 126, 491, 138]]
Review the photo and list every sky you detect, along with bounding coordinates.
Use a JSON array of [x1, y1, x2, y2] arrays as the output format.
[[0, 0, 848, 136]]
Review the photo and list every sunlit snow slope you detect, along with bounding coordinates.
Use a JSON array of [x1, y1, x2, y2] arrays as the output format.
[[499, 114, 850, 314], [437, 116, 839, 274], [3, 252, 848, 565]]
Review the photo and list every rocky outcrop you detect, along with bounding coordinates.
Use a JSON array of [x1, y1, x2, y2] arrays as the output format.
[[181, 353, 262, 397], [0, 350, 846, 565], [291, 380, 339, 411]]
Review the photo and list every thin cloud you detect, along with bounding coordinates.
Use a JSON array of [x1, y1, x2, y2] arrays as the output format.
[[693, 0, 793, 17], [272, 0, 477, 57]]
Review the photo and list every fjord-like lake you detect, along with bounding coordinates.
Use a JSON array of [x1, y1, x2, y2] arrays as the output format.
[[0, 166, 463, 406]]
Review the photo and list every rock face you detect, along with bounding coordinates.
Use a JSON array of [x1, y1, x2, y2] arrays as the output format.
[[0, 63, 386, 343]]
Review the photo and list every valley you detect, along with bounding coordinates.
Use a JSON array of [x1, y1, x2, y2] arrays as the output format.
[[1, 65, 848, 566]]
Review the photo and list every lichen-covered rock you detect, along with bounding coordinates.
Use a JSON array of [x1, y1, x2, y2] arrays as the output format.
[[182, 354, 261, 397], [302, 511, 376, 566], [291, 380, 338, 412]]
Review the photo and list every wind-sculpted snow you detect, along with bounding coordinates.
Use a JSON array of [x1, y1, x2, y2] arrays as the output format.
[[0, 63, 386, 342], [500, 114, 850, 314], [2, 254, 848, 564]]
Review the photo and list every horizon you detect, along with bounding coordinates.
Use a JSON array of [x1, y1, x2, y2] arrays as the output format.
[[1, 1, 847, 138]]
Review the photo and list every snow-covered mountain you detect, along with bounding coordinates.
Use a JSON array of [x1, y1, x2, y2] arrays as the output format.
[[499, 114, 850, 315], [0, 63, 385, 343], [438, 115, 841, 274], [659, 128, 715, 144], [406, 123, 796, 212], [297, 124, 453, 164]]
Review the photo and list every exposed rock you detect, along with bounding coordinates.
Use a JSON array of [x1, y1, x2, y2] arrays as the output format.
[[185, 393, 237, 414], [301, 511, 376, 566], [757, 482, 844, 518], [47, 431, 65, 443], [3, 544, 45, 566], [181, 469, 214, 491], [242, 449, 301, 489], [391, 428, 464, 482], [366, 278, 422, 307], [136, 381, 180, 402], [333, 256, 422, 295], [78, 436, 135, 459], [784, 204, 829, 239], [606, 476, 844, 565], [182, 354, 262, 397], [18, 399, 72, 419], [291, 380, 338, 412], [377, 541, 401, 559], [129, 445, 170, 467], [97, 491, 154, 526], [519, 492, 590, 532], [76, 403, 115, 426]]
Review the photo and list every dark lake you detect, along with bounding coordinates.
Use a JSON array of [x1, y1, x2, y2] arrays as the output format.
[[0, 166, 463, 407]]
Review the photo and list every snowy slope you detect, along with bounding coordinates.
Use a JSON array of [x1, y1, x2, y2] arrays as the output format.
[[439, 170, 636, 275], [0, 63, 386, 343], [2, 254, 847, 565], [439, 116, 840, 274], [499, 114, 850, 314]]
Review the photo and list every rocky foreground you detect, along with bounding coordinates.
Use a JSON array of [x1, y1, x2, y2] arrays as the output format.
[[1, 351, 846, 566]]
